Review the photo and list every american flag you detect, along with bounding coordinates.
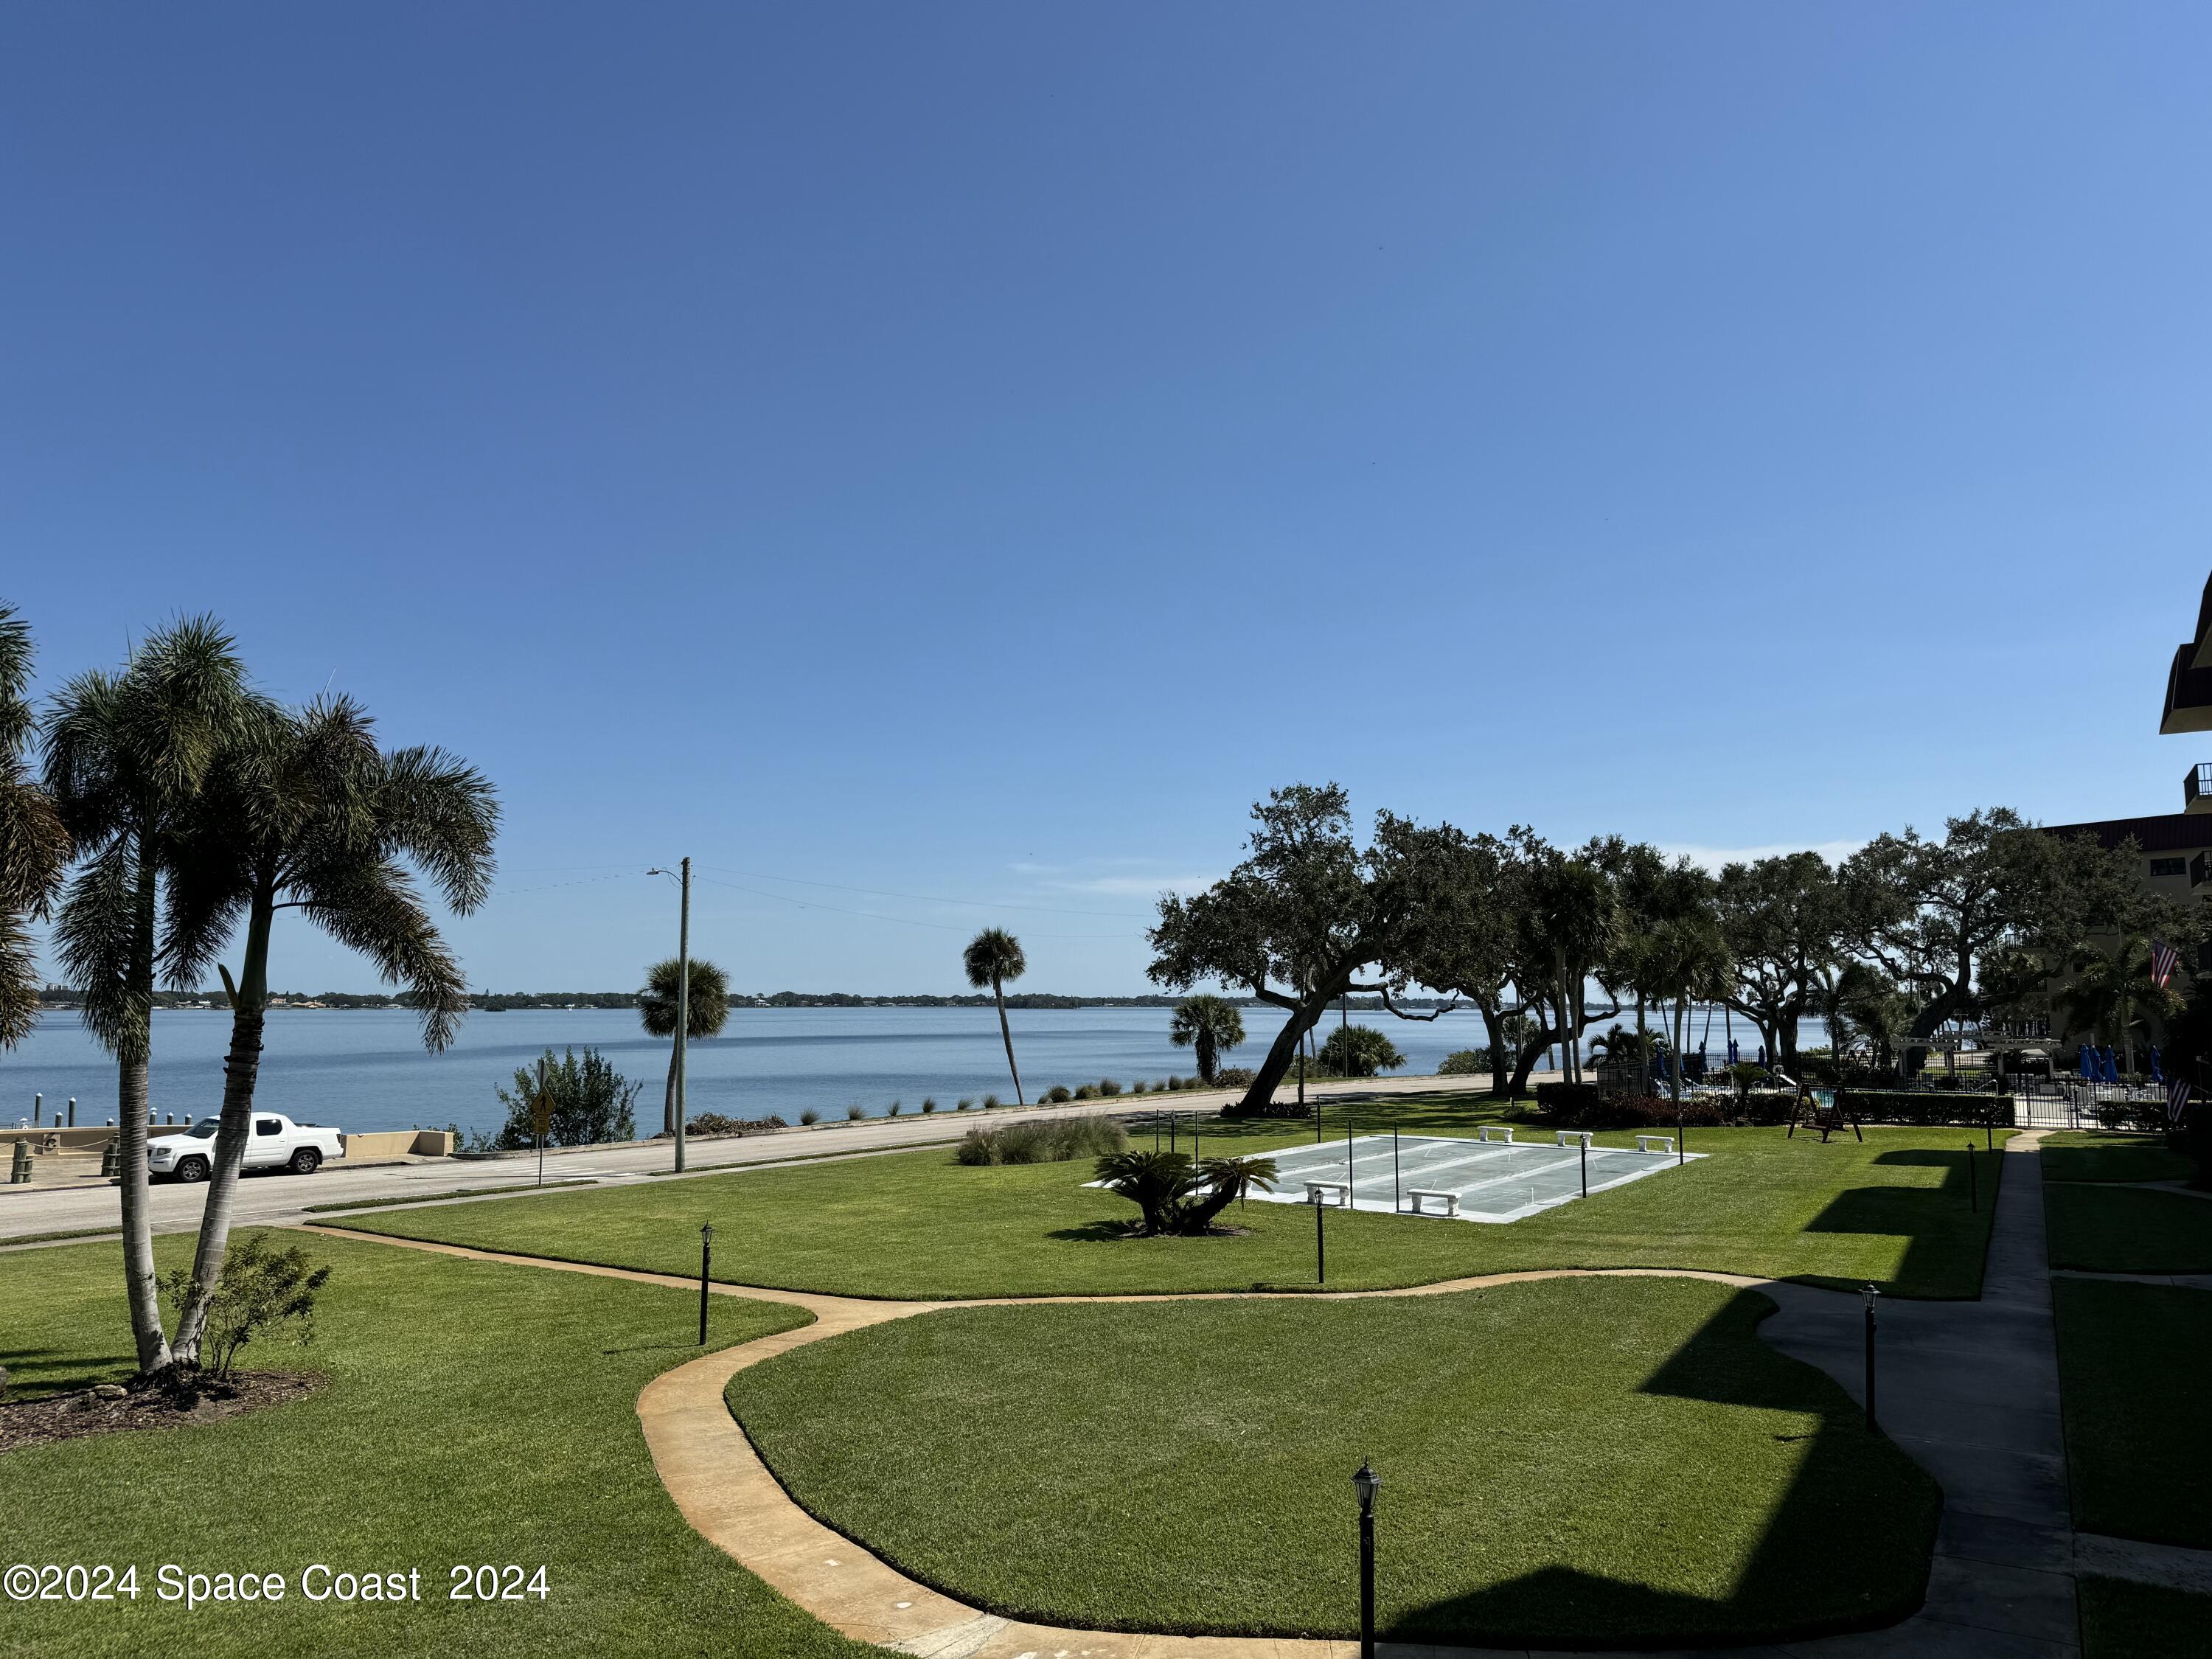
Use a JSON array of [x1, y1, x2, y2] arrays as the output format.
[[2169, 1077, 2193, 1127], [2151, 939, 2180, 990]]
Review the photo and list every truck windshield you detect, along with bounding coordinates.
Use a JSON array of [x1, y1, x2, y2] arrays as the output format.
[[186, 1121, 220, 1138]]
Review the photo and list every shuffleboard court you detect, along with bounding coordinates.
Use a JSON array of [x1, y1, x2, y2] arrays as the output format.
[[1248, 1130, 1706, 1223]]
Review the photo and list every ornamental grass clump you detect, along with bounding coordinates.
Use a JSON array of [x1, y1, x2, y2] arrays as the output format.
[[956, 1116, 1128, 1166], [846, 1103, 866, 1121]]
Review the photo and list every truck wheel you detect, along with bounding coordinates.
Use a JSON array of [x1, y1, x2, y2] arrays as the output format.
[[288, 1147, 322, 1175], [175, 1156, 210, 1183]]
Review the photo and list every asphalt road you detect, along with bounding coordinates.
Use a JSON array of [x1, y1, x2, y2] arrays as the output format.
[[0, 1071, 1517, 1242]]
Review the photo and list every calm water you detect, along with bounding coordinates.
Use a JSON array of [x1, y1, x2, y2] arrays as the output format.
[[3, 1004, 1827, 1140], [0, 1005, 1493, 1140]]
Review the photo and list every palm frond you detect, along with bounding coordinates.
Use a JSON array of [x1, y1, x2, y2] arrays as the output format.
[[378, 742, 498, 914], [0, 605, 35, 757], [54, 837, 148, 1060], [297, 858, 468, 1051]]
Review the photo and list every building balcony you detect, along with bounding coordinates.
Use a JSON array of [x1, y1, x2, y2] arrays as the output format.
[[2161, 643, 2212, 734], [2188, 765, 2212, 814], [2193, 850, 2212, 888]]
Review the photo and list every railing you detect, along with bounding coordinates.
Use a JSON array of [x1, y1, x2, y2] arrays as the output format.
[[2188, 762, 2212, 811], [2193, 850, 2212, 889]]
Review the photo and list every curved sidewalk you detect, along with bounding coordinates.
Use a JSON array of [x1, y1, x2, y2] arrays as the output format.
[[307, 1135, 2195, 1658]]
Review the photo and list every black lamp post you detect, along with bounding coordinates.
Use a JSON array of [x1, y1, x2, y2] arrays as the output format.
[[1861, 1283, 1879, 1431], [698, 1222, 714, 1346], [1352, 1457, 1380, 1659]]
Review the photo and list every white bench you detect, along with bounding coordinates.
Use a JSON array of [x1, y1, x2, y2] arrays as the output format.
[[1478, 1125, 1514, 1144], [1555, 1130, 1593, 1149], [1305, 1180, 1350, 1208], [1402, 1188, 1460, 1217], [1635, 1134, 1675, 1155]]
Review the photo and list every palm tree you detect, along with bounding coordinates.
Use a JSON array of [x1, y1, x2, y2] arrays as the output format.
[[2060, 936, 2174, 1079], [964, 928, 1026, 1106], [1644, 913, 1732, 1103], [639, 956, 731, 1135], [159, 695, 498, 1366], [1318, 1022, 1404, 1077], [44, 617, 254, 1373], [0, 606, 68, 1050], [1169, 994, 1245, 1085]]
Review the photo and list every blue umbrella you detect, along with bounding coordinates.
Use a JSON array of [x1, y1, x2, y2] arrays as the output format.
[[1728, 1037, 1740, 1066], [2100, 1046, 2119, 1085], [2079, 1044, 2095, 1081], [2151, 1045, 2164, 1084]]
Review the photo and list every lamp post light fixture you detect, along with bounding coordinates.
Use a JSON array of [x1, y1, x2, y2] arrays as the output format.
[[1352, 1457, 1380, 1659], [1861, 1283, 1879, 1431], [698, 1222, 715, 1346]]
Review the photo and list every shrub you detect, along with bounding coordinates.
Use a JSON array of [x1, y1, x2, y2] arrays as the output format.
[[493, 1047, 641, 1149], [1534, 1083, 1799, 1130], [799, 1109, 819, 1126], [1438, 1049, 1487, 1077], [956, 1117, 1129, 1166], [957, 1098, 974, 1110], [159, 1234, 331, 1382], [1318, 1023, 1403, 1077], [1840, 1091, 2015, 1128], [1074, 1084, 1099, 1101], [1093, 1148, 1281, 1235], [1097, 1078, 1122, 1096], [846, 1103, 866, 1121], [1215, 1067, 1255, 1088], [685, 1111, 791, 1136], [1045, 1085, 1074, 1104], [981, 1093, 1000, 1109], [888, 1100, 903, 1117], [1130, 1079, 1148, 1094], [921, 1098, 937, 1114], [1164, 1076, 1183, 1091], [766, 1114, 788, 1129]]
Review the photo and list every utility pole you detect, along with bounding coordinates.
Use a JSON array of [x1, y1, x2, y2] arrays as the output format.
[[676, 855, 691, 1174], [649, 858, 694, 1173]]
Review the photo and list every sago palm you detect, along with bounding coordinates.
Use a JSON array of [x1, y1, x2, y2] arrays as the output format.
[[0, 605, 68, 1049], [159, 695, 498, 1364], [964, 927, 1026, 1105], [639, 956, 731, 1135], [1169, 993, 1245, 1085], [44, 616, 257, 1372]]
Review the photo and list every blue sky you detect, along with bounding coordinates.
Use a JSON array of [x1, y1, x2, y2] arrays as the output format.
[[4, 4, 2209, 996]]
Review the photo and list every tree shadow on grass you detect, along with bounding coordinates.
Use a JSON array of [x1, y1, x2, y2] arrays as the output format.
[[1385, 1290, 1938, 1649], [1, 1344, 136, 1400]]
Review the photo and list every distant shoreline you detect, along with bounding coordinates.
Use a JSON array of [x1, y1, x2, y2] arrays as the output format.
[[36, 992, 1450, 1015]]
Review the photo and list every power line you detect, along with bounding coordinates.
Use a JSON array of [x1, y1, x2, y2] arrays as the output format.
[[689, 874, 1138, 940], [696, 865, 1152, 919]]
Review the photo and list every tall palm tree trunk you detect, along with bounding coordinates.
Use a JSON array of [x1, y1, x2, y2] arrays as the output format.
[[993, 975, 1023, 1105], [1669, 995, 1688, 1106], [118, 842, 172, 1373], [663, 1048, 680, 1136], [173, 893, 273, 1364]]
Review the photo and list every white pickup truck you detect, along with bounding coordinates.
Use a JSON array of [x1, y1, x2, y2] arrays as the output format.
[[148, 1113, 346, 1182]]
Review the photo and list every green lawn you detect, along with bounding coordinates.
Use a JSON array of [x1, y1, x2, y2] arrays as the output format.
[[727, 1276, 1938, 1647], [2039, 1132, 2194, 1186], [2054, 1278, 2212, 1549], [2079, 1577, 2212, 1658], [0, 1234, 871, 1658], [2045, 1184, 2212, 1273], [338, 1110, 2008, 1301]]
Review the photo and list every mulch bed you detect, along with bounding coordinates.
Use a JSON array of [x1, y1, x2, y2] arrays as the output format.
[[0, 1371, 321, 1454]]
